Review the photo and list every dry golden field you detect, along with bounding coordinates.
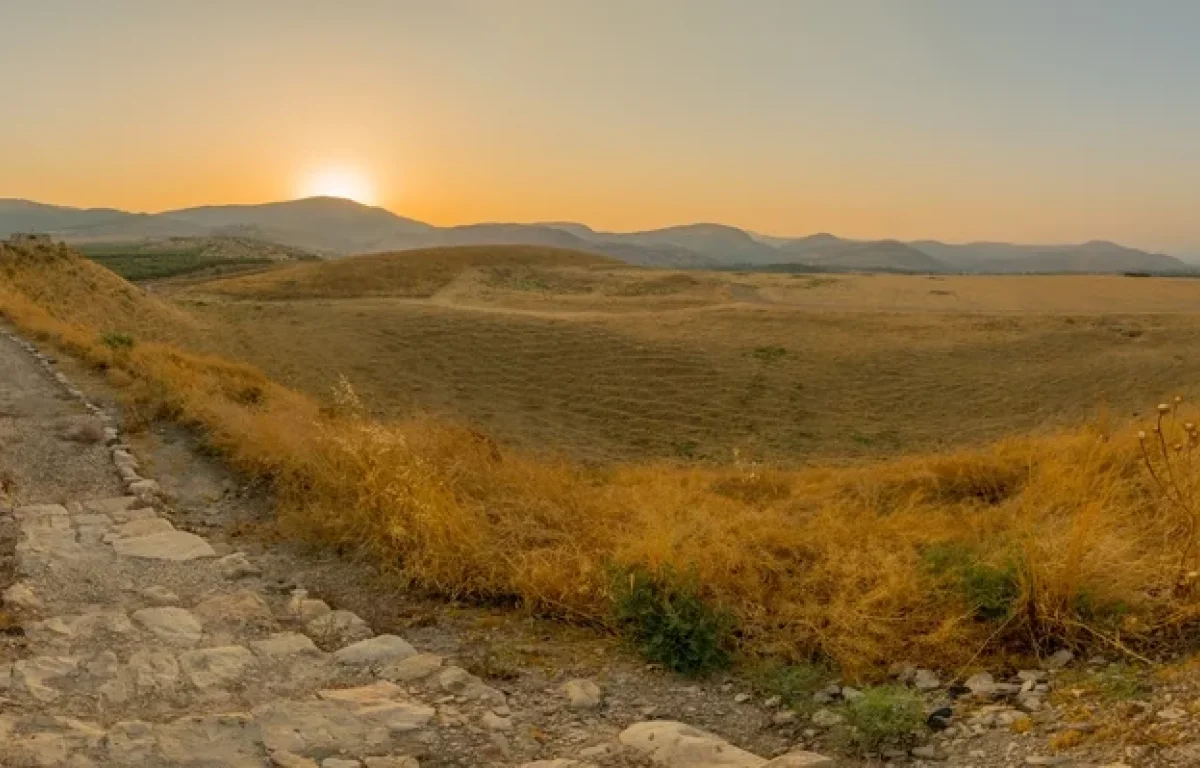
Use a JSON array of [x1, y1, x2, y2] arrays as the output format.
[[8, 240, 1200, 675], [163, 253, 1200, 463]]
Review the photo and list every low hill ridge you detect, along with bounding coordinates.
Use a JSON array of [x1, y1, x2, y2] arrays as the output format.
[[198, 244, 617, 300], [0, 197, 1186, 275]]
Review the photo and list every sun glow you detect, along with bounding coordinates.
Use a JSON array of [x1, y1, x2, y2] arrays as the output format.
[[297, 166, 377, 205]]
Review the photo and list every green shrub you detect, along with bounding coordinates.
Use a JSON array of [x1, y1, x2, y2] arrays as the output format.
[[922, 542, 1021, 621], [1074, 588, 1131, 628], [842, 685, 925, 752], [1089, 663, 1151, 701], [748, 659, 828, 708], [751, 345, 788, 364], [464, 644, 522, 682], [100, 331, 135, 351], [611, 564, 734, 676]]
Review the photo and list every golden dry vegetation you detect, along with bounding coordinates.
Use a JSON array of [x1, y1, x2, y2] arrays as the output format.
[[6, 240, 1200, 677], [162, 255, 1200, 463], [202, 245, 618, 300]]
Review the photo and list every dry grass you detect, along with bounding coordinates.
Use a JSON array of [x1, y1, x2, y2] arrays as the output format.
[[6, 240, 1200, 677], [746, 272, 1200, 314], [170, 260, 1200, 463], [202, 245, 616, 300]]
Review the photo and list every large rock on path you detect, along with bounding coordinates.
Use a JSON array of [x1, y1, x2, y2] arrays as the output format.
[[619, 720, 768, 767], [113, 530, 216, 561]]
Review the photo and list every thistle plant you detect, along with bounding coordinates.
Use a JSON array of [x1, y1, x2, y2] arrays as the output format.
[[1137, 396, 1200, 590]]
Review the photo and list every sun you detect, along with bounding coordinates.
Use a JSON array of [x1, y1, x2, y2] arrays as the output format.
[[297, 166, 377, 205]]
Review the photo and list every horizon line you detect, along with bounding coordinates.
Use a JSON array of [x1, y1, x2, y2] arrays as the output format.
[[0, 194, 1186, 256]]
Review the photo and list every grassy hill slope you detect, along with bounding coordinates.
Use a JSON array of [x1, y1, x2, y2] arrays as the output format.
[[0, 237, 195, 336], [77, 236, 316, 281], [204, 245, 618, 300], [1, 237, 1197, 677]]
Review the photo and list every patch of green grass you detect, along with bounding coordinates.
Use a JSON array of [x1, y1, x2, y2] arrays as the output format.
[[80, 245, 271, 281], [747, 660, 828, 708], [1059, 663, 1150, 702], [464, 644, 523, 682], [922, 542, 1021, 622], [606, 274, 700, 296], [1074, 588, 1132, 629], [1094, 664, 1151, 701], [750, 345, 788, 364], [484, 266, 593, 294], [100, 331, 135, 351], [842, 685, 925, 752], [671, 439, 700, 459], [611, 564, 734, 677], [790, 276, 839, 289]]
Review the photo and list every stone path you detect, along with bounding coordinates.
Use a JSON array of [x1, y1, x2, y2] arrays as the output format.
[[0, 329, 834, 767]]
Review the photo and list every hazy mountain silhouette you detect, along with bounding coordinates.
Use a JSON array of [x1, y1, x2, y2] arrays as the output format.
[[163, 197, 434, 254], [778, 238, 949, 272], [0, 197, 1187, 275]]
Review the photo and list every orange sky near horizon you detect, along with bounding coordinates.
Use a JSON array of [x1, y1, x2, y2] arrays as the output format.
[[5, 1, 1200, 252]]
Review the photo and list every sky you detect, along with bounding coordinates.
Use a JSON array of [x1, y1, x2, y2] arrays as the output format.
[[3, 0, 1200, 253]]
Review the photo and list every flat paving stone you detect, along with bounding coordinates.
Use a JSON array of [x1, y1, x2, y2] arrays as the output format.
[[112, 530, 216, 561]]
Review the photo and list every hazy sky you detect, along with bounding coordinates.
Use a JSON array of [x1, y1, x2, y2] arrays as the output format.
[[4, 1, 1200, 252]]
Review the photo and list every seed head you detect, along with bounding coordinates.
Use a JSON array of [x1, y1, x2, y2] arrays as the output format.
[[1138, 430, 1147, 440], [1159, 403, 1172, 414]]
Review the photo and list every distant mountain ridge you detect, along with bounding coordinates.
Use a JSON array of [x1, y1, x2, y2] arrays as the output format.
[[0, 197, 1188, 275]]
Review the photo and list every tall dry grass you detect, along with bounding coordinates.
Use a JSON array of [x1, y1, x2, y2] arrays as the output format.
[[3, 241, 1199, 676]]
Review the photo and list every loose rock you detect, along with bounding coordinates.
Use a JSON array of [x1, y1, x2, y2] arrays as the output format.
[[2, 582, 44, 613], [113, 530, 216, 561], [218, 552, 262, 580], [334, 634, 417, 666], [307, 610, 373, 646], [562, 678, 603, 710], [913, 668, 941, 690], [619, 720, 765, 767], [179, 645, 256, 689], [379, 653, 443, 683], [131, 607, 203, 646]]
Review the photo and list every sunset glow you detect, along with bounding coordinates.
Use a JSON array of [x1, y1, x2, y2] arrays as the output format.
[[5, 3, 1200, 253], [297, 167, 377, 205]]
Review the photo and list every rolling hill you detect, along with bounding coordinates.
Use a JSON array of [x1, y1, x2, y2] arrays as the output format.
[[1, 197, 1188, 275], [198, 244, 617, 300], [912, 239, 1188, 274], [775, 237, 949, 272], [75, 236, 317, 281]]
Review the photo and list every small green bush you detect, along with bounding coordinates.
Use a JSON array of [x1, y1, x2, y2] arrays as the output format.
[[1074, 588, 1131, 628], [464, 644, 522, 682], [611, 564, 734, 676], [101, 331, 135, 351], [751, 345, 788, 364], [922, 542, 1021, 621], [842, 685, 925, 752], [1090, 663, 1151, 701], [748, 660, 828, 708]]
